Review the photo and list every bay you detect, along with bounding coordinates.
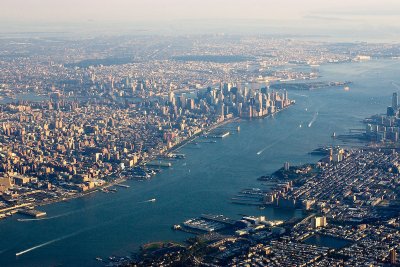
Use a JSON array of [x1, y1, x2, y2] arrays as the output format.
[[0, 59, 399, 266]]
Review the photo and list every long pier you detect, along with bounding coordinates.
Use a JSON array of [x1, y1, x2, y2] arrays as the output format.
[[0, 203, 33, 214]]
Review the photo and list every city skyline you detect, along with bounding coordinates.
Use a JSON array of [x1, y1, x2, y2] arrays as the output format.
[[1, 1, 400, 266]]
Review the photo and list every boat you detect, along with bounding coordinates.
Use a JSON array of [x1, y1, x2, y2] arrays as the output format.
[[147, 161, 172, 167], [148, 198, 156, 202], [332, 132, 336, 138], [170, 153, 185, 159], [172, 224, 181, 230], [219, 131, 230, 138]]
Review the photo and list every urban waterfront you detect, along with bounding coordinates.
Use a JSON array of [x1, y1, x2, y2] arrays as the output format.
[[1, 59, 400, 266]]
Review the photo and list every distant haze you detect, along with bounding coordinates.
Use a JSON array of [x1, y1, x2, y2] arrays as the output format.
[[1, 0, 400, 41]]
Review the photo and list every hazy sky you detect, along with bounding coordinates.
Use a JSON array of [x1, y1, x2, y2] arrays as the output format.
[[2, 0, 399, 22], [1, 0, 400, 40]]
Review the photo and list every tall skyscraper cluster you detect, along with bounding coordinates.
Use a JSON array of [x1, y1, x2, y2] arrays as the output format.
[[166, 83, 292, 120]]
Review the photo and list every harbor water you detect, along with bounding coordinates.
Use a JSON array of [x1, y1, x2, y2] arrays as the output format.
[[0, 59, 399, 266]]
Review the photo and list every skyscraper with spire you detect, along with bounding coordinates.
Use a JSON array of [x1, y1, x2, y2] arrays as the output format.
[[392, 92, 398, 110]]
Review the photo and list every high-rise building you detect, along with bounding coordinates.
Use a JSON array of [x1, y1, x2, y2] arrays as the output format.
[[311, 216, 327, 229], [168, 91, 175, 105], [284, 162, 290, 171], [0, 176, 12, 193], [392, 92, 398, 110], [188, 98, 195, 110], [180, 94, 186, 109], [390, 248, 397, 264]]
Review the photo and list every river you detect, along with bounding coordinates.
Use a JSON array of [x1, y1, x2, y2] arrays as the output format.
[[0, 59, 399, 266]]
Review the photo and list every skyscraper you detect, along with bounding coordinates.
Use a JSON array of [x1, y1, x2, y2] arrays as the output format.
[[168, 91, 175, 103], [390, 248, 397, 264], [392, 92, 398, 110], [284, 162, 290, 171], [311, 216, 327, 229]]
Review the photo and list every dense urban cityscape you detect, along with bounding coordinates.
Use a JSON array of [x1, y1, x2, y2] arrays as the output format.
[[2, 1, 400, 266], [2, 35, 399, 221]]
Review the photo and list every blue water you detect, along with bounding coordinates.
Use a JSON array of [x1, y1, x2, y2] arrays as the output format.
[[0, 59, 399, 266], [304, 234, 351, 249]]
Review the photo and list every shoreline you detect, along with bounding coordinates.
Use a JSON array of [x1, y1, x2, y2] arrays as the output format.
[[2, 105, 292, 219], [1, 116, 242, 218]]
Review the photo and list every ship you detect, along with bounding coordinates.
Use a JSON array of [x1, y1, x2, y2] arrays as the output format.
[[115, 184, 130, 188], [214, 131, 230, 138], [169, 153, 185, 159]]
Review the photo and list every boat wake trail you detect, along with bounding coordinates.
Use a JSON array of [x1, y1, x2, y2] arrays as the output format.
[[256, 127, 301, 155], [308, 111, 319, 128], [16, 200, 123, 223], [139, 198, 156, 203], [16, 205, 151, 257], [291, 92, 309, 98], [17, 210, 81, 222], [256, 140, 282, 155], [16, 231, 81, 257], [256, 148, 267, 155]]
